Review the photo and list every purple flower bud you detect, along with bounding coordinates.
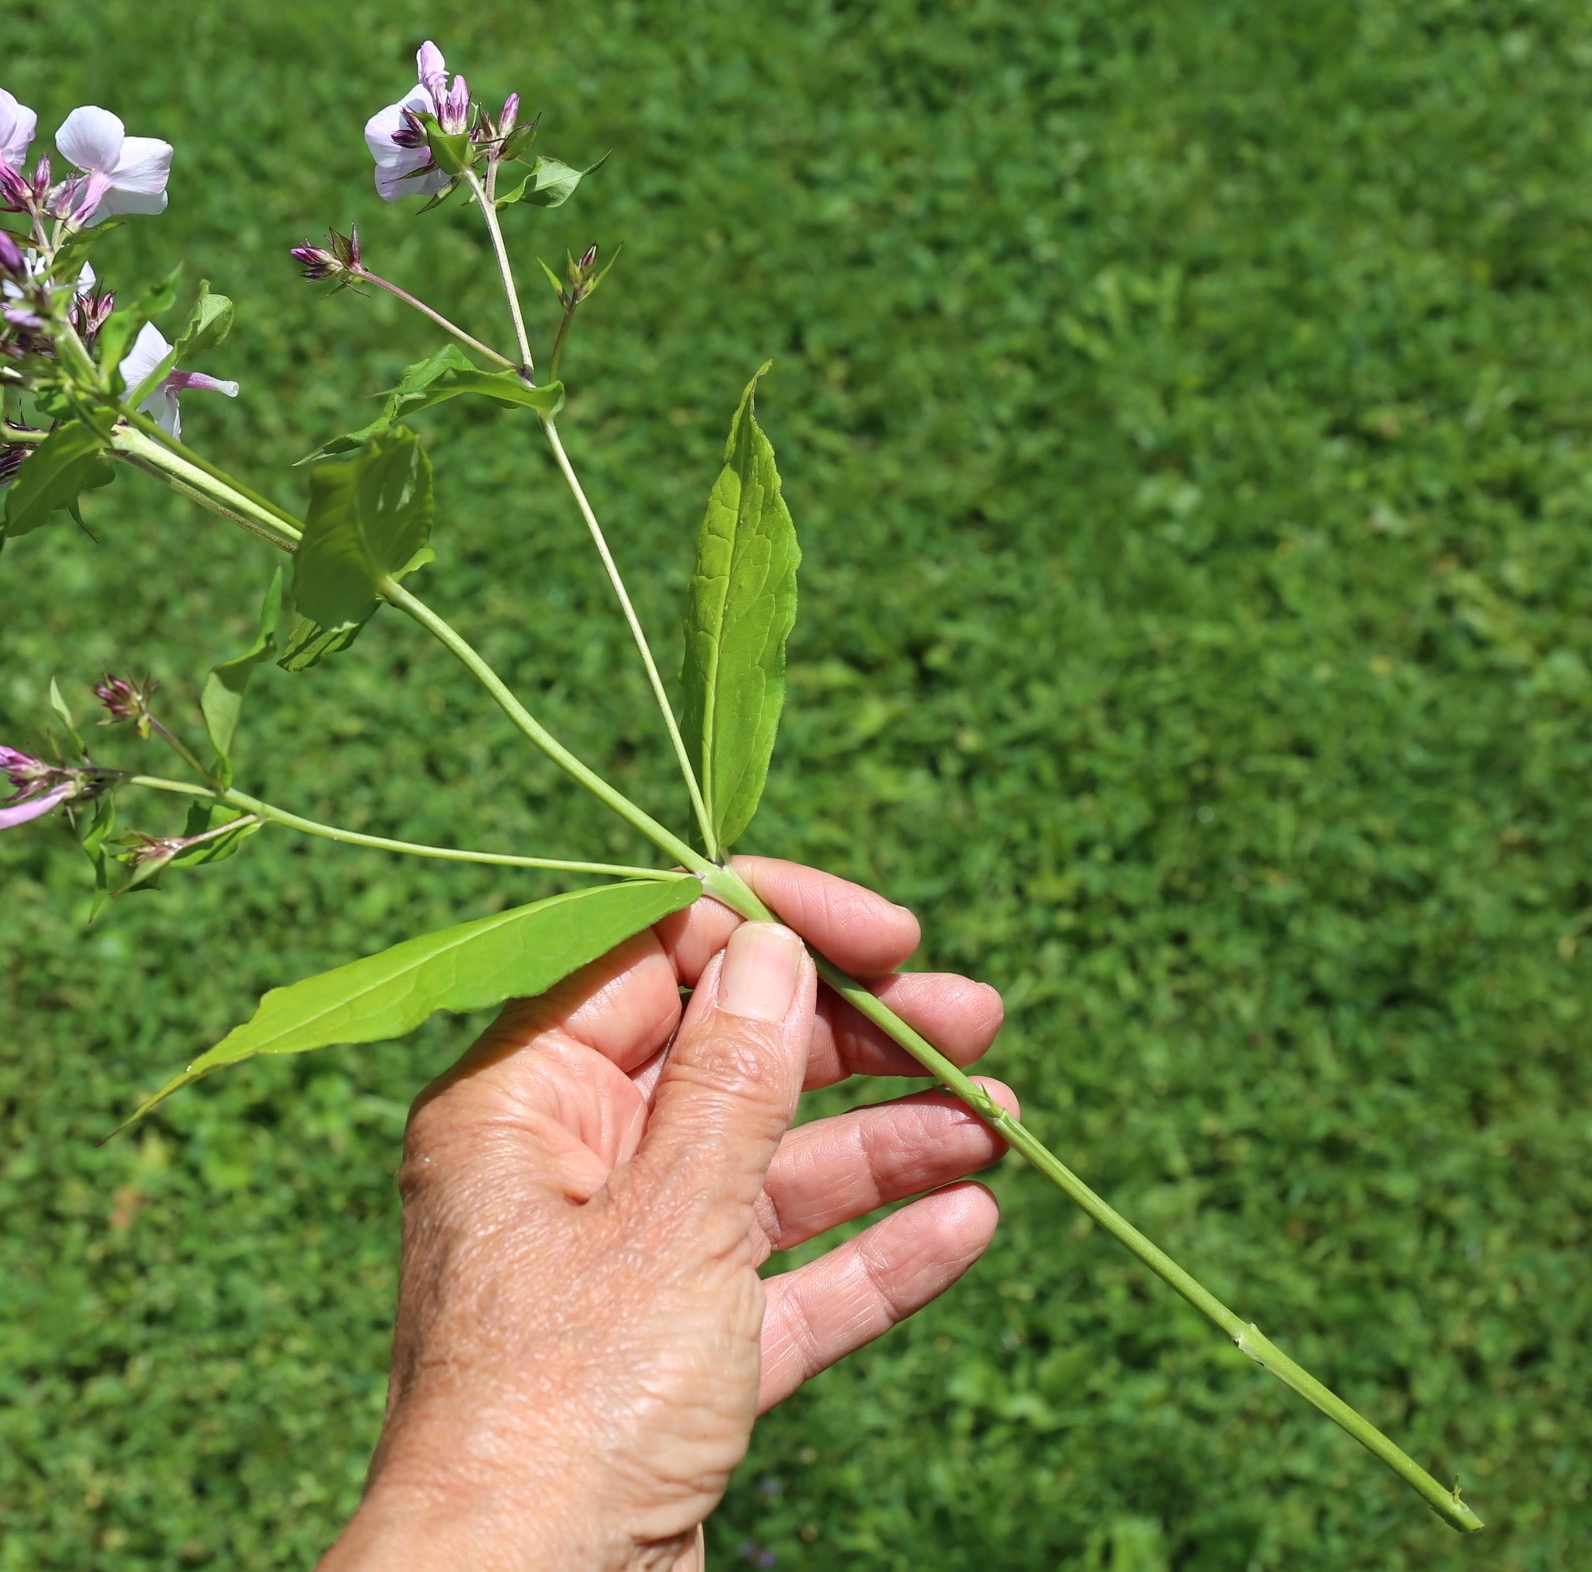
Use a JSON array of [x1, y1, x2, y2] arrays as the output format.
[[497, 93, 519, 139], [0, 228, 23, 279], [579, 243, 599, 271], [290, 226, 362, 284], [0, 162, 27, 213], [70, 285, 115, 348], [438, 75, 470, 136], [0, 436, 33, 487], [289, 242, 338, 280], [30, 154, 51, 202], [391, 107, 430, 151], [123, 831, 184, 870], [93, 672, 158, 735], [0, 745, 50, 789]]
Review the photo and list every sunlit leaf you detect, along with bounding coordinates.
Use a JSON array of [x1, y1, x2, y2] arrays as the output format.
[[680, 362, 801, 855], [286, 429, 432, 662], [2, 422, 112, 541], [113, 877, 701, 1131], [299, 346, 563, 463]]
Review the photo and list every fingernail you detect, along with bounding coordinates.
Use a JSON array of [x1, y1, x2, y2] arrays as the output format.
[[719, 922, 803, 1022]]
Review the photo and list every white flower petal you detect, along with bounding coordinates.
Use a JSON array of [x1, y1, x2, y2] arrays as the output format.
[[0, 88, 37, 168], [118, 320, 171, 395], [76, 261, 96, 295], [375, 160, 448, 202], [55, 105, 125, 174], [146, 387, 182, 438], [107, 135, 172, 196], [95, 185, 168, 221]]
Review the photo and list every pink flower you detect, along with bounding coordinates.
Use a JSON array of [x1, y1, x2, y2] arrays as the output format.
[[52, 105, 172, 226], [0, 747, 77, 832], [118, 321, 238, 438], [364, 41, 472, 201]]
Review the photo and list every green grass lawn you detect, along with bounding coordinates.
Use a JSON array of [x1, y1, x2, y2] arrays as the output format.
[[3, 1, 1589, 1566]]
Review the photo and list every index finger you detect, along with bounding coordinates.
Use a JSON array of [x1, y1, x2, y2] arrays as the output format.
[[655, 855, 922, 984]]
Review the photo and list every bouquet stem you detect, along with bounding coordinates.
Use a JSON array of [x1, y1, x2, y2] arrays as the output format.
[[699, 861, 1484, 1534]]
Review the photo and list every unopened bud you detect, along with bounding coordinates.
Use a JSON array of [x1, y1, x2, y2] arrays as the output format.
[[498, 93, 520, 139], [0, 229, 23, 278], [0, 161, 28, 213], [290, 226, 362, 284], [579, 244, 599, 271], [92, 673, 159, 739]]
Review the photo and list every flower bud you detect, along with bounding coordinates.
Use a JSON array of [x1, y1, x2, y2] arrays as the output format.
[[0, 161, 28, 213], [93, 672, 158, 739], [497, 93, 520, 139], [289, 225, 362, 284], [0, 228, 23, 278]]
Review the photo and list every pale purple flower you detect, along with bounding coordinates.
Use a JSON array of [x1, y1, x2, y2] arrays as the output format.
[[0, 89, 36, 170], [0, 781, 71, 830], [364, 41, 473, 201], [52, 106, 172, 226], [117, 321, 238, 437], [0, 747, 77, 832]]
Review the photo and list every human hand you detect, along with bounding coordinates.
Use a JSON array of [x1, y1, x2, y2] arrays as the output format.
[[319, 858, 1014, 1571]]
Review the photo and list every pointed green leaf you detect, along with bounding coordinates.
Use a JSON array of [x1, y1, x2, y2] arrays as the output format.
[[276, 613, 372, 672], [290, 428, 432, 637], [3, 422, 112, 539], [299, 346, 564, 463], [497, 153, 609, 209], [174, 281, 234, 359], [48, 677, 85, 757], [114, 877, 700, 1130], [680, 363, 801, 854], [201, 566, 285, 785]]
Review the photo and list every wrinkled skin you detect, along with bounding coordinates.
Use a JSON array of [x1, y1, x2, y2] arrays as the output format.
[[320, 858, 1015, 1570]]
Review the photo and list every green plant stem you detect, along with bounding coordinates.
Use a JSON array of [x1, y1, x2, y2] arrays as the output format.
[[354, 269, 516, 369], [121, 410, 307, 540], [2, 424, 48, 444], [125, 774, 679, 882], [109, 424, 301, 552], [377, 577, 707, 874], [540, 417, 718, 857], [695, 862, 1482, 1533], [466, 168, 535, 376], [546, 300, 577, 384]]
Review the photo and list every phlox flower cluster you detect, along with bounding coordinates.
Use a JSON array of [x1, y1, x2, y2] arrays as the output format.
[[1, 84, 237, 468]]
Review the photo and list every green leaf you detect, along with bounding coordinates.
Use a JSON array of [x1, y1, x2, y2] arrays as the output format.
[[3, 422, 112, 539], [497, 152, 609, 209], [73, 791, 117, 920], [174, 281, 234, 359], [299, 345, 564, 463], [680, 362, 801, 854], [201, 566, 285, 785], [276, 613, 372, 672], [289, 428, 432, 640], [113, 877, 700, 1131], [47, 677, 85, 757], [98, 263, 185, 391], [169, 804, 262, 868]]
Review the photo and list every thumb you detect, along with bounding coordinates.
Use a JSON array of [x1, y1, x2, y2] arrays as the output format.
[[636, 922, 815, 1213]]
